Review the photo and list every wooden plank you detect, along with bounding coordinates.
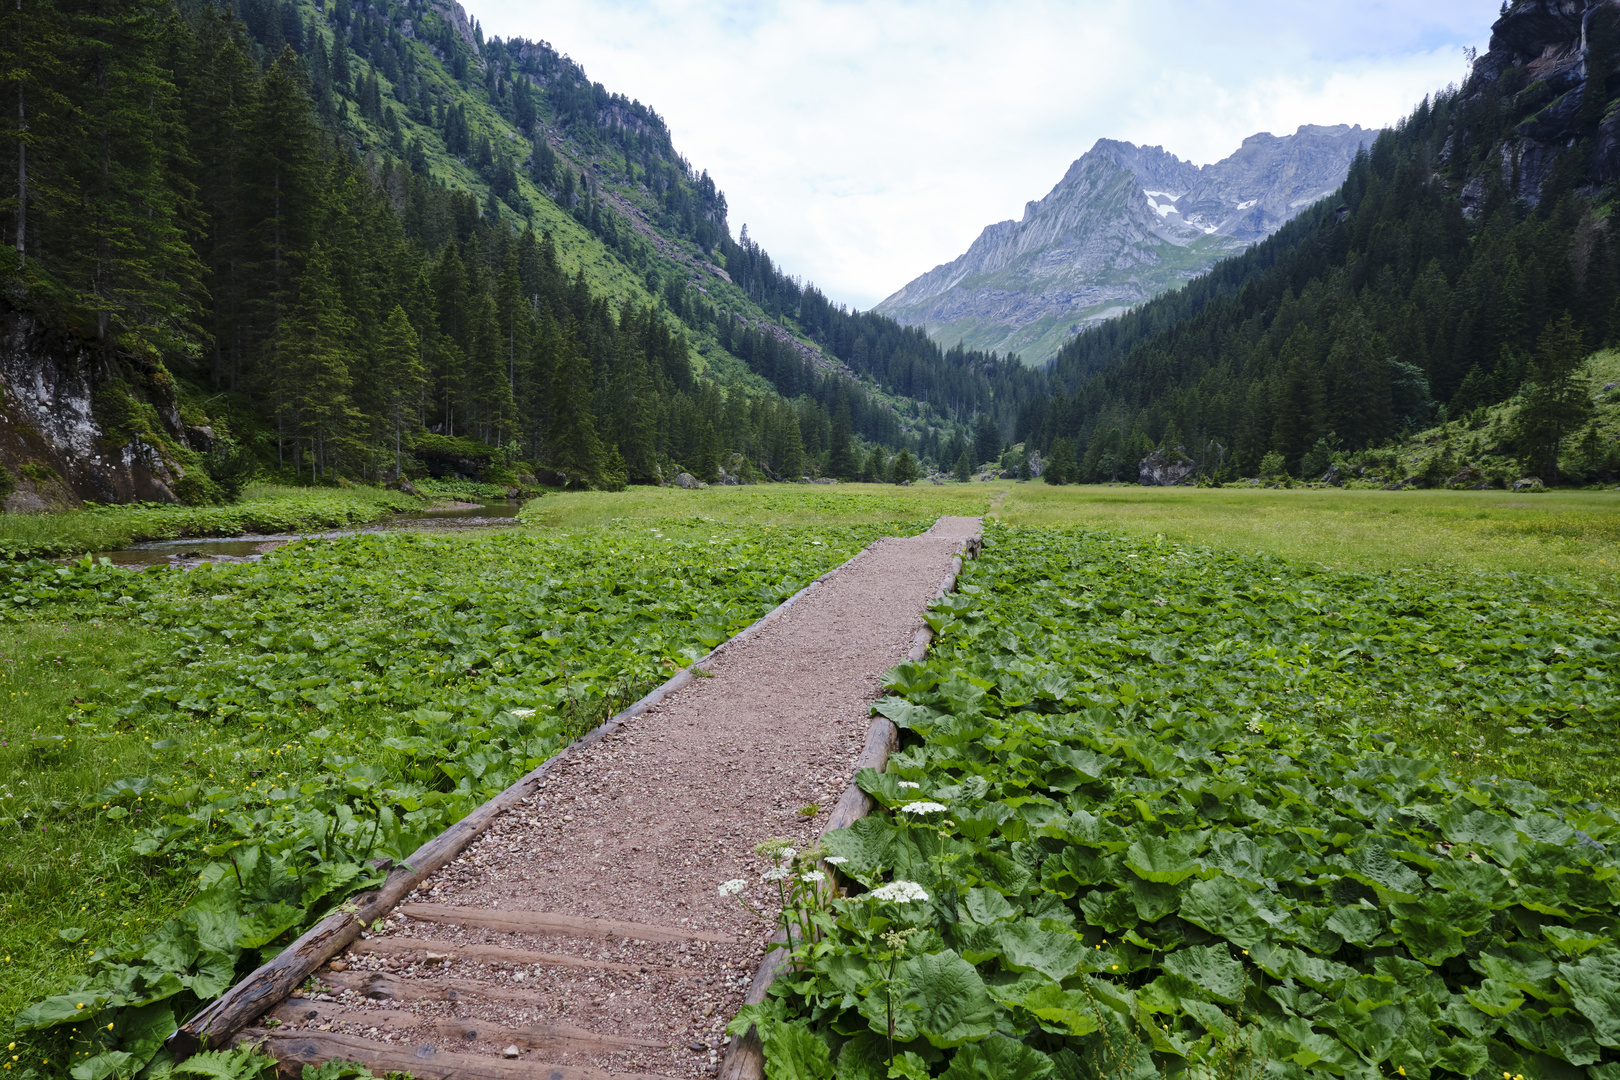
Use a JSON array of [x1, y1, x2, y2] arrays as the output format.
[[399, 904, 740, 945], [267, 996, 668, 1054], [167, 554, 856, 1062], [716, 527, 980, 1080], [345, 935, 642, 973], [243, 1029, 681, 1080], [319, 970, 655, 1014]]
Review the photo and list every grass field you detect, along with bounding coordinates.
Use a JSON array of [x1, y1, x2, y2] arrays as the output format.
[[999, 483, 1620, 592], [4, 480, 1617, 1077]]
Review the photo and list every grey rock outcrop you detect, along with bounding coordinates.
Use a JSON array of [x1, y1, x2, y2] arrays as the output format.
[[876, 125, 1377, 365], [672, 471, 699, 489], [1138, 447, 1196, 487], [0, 308, 190, 510]]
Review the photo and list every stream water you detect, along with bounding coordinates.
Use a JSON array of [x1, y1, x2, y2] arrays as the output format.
[[98, 500, 524, 569]]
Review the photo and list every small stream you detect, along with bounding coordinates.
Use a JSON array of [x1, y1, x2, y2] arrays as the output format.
[[99, 500, 524, 569]]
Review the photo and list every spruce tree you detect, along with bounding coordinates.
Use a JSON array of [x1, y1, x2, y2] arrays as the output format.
[[953, 448, 973, 482], [548, 345, 604, 487], [890, 449, 918, 485], [973, 413, 1001, 465], [1045, 439, 1076, 485], [1516, 313, 1594, 483], [827, 400, 858, 479], [778, 407, 805, 481], [863, 446, 885, 483], [378, 303, 424, 478]]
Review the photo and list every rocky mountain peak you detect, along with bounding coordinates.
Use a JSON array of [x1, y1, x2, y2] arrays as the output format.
[[874, 123, 1377, 366]]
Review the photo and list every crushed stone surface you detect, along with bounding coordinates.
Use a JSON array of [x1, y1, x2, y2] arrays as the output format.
[[272, 517, 982, 1079]]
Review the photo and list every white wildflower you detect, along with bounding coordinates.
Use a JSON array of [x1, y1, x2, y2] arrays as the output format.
[[824, 856, 849, 866], [761, 867, 793, 883], [899, 801, 948, 815], [800, 870, 825, 883], [897, 781, 921, 789], [717, 879, 747, 897], [867, 880, 930, 904], [509, 708, 537, 718]]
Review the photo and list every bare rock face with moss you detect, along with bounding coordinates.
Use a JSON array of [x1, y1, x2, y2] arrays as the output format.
[[0, 309, 191, 511], [876, 125, 1377, 366]]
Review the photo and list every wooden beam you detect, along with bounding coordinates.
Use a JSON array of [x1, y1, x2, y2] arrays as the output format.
[[346, 935, 642, 973], [241, 1029, 681, 1080], [398, 904, 739, 945]]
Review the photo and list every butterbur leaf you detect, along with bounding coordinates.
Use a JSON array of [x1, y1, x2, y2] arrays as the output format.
[[1558, 954, 1620, 1046], [833, 1032, 888, 1080], [1124, 833, 1201, 884], [868, 950, 998, 1048], [938, 1036, 1055, 1080], [70, 1051, 136, 1080], [16, 992, 107, 1030], [1160, 944, 1245, 1004], [1434, 1039, 1489, 1076], [993, 919, 1088, 981], [1015, 983, 1101, 1036], [182, 950, 238, 1000], [762, 1022, 834, 1080], [1324, 905, 1383, 946], [1338, 843, 1424, 901], [1465, 978, 1526, 1018], [235, 902, 304, 949], [886, 1053, 930, 1080], [115, 1000, 177, 1066], [58, 926, 87, 942]]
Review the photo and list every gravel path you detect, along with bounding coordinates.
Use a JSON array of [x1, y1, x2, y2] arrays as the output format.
[[256, 517, 982, 1080]]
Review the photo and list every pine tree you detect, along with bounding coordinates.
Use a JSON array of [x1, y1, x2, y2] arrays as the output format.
[[1324, 310, 1393, 447], [890, 449, 918, 485], [953, 448, 973, 482], [1045, 439, 1076, 485], [378, 303, 424, 478], [1516, 313, 1594, 483], [862, 446, 885, 483], [548, 344, 604, 487], [279, 243, 355, 481], [973, 413, 1001, 465], [827, 400, 858, 479], [777, 407, 805, 481]]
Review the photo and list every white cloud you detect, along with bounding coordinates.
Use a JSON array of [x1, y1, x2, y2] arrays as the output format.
[[471, 0, 1495, 308]]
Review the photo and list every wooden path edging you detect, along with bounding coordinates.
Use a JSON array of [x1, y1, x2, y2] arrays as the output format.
[[717, 527, 981, 1080], [166, 542, 881, 1063]]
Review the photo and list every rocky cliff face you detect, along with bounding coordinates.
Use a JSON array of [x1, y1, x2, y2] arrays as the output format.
[[1458, 0, 1620, 213], [876, 125, 1377, 366], [0, 309, 191, 513]]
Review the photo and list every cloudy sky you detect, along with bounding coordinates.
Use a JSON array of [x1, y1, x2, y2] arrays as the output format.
[[472, 0, 1496, 310]]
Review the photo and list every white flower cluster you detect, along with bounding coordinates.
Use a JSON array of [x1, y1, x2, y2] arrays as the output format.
[[717, 879, 747, 897], [509, 708, 537, 718], [867, 880, 929, 904], [897, 781, 921, 790], [899, 801, 948, 815], [800, 870, 824, 883], [761, 866, 793, 882], [824, 856, 848, 866]]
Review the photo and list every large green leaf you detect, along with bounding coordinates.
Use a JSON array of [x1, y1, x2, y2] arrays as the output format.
[[1123, 833, 1202, 884], [1013, 984, 1101, 1037], [1160, 945, 1245, 1004], [763, 1023, 835, 1080], [938, 1036, 1055, 1080], [993, 919, 1088, 981], [15, 992, 107, 1031], [867, 950, 999, 1049]]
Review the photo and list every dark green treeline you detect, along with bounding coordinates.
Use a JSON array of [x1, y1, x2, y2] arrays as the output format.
[[0, 0, 944, 488]]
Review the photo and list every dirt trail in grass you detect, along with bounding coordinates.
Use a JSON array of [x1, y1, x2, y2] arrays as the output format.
[[252, 516, 982, 1080]]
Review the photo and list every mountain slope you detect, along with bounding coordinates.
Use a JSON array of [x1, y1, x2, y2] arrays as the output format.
[[876, 125, 1377, 365], [1014, 0, 1620, 487]]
